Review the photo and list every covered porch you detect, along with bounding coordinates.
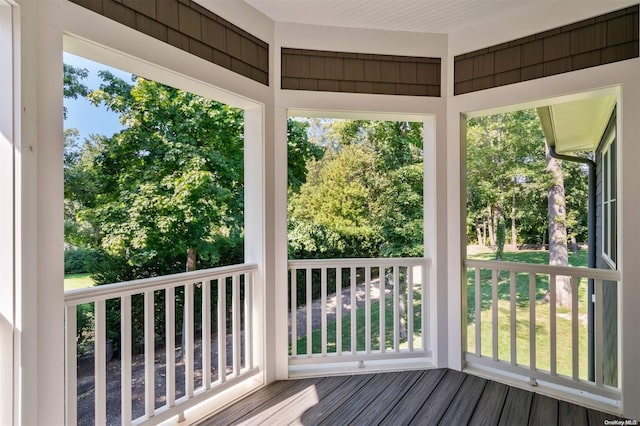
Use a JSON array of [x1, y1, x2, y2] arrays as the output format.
[[2, 0, 639, 425]]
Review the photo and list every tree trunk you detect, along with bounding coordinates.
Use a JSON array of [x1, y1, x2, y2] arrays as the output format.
[[487, 205, 495, 247], [476, 219, 484, 246], [181, 247, 197, 360], [511, 191, 517, 246], [545, 146, 571, 308]]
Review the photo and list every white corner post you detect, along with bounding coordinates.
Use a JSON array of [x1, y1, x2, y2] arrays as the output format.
[[0, 2, 16, 424]]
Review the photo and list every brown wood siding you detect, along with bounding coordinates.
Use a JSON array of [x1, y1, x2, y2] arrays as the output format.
[[281, 48, 441, 96], [69, 0, 269, 85], [454, 5, 638, 95]]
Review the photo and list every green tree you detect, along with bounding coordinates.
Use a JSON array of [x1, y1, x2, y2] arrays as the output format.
[[74, 72, 245, 273]]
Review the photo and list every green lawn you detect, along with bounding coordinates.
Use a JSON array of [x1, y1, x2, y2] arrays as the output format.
[[64, 273, 95, 291], [293, 284, 423, 355], [467, 249, 589, 379], [293, 249, 591, 381]]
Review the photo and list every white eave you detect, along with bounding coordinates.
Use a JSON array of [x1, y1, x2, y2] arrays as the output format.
[[538, 95, 617, 154]]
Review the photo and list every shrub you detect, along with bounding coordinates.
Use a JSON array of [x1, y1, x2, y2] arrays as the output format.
[[64, 247, 99, 274]]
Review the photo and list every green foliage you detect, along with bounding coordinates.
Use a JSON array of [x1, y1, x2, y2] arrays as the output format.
[[65, 71, 245, 273], [63, 64, 89, 119], [466, 110, 588, 246], [288, 119, 424, 259], [64, 247, 99, 274], [64, 65, 247, 351], [287, 119, 324, 192]]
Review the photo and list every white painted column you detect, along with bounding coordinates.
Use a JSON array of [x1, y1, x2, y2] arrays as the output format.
[[36, 1, 66, 424], [0, 2, 15, 424], [619, 71, 640, 421]]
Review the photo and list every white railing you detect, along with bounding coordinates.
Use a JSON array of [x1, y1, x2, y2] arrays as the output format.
[[287, 257, 431, 368], [465, 259, 621, 401], [64, 263, 259, 426]]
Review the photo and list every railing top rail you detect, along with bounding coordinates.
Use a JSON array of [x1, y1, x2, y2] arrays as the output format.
[[64, 263, 259, 306], [465, 259, 621, 281], [288, 257, 431, 269]]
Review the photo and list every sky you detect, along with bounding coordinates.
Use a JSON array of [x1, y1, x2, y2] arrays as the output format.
[[63, 52, 130, 140]]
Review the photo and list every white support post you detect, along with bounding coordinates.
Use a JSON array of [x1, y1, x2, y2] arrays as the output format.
[[165, 288, 175, 407], [95, 300, 107, 426], [144, 291, 155, 418], [64, 306, 77, 426], [202, 280, 212, 389], [121, 296, 132, 423]]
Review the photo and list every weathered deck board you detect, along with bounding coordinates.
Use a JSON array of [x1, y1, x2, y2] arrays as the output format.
[[379, 368, 446, 425], [559, 400, 588, 425], [318, 371, 406, 425], [349, 369, 425, 424], [468, 380, 509, 426], [438, 374, 487, 425], [198, 369, 624, 426], [498, 386, 533, 425], [529, 393, 558, 426], [233, 375, 349, 425], [205, 378, 321, 426], [297, 374, 374, 424], [408, 369, 467, 425]]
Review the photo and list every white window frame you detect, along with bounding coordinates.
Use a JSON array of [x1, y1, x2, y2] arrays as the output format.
[[601, 129, 616, 269]]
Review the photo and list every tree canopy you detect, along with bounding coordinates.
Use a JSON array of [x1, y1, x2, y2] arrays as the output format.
[[65, 70, 245, 281]]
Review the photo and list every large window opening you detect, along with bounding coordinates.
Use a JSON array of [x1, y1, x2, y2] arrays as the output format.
[[463, 92, 620, 395], [63, 49, 253, 424], [286, 113, 428, 359]]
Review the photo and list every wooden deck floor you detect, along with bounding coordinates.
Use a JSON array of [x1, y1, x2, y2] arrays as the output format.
[[198, 369, 624, 425]]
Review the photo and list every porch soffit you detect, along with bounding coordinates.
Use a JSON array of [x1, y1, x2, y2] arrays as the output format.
[[241, 0, 637, 35], [539, 95, 617, 154]]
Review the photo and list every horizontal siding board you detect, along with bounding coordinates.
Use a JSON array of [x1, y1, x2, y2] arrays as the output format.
[[399, 62, 417, 84], [344, 58, 365, 81], [494, 46, 521, 73], [122, 0, 155, 18], [309, 56, 326, 79], [543, 32, 571, 61], [156, 0, 179, 30], [202, 17, 226, 52], [572, 50, 602, 70], [167, 28, 189, 51], [570, 22, 607, 54], [453, 4, 638, 95], [136, 13, 167, 42], [280, 47, 440, 96], [473, 53, 494, 78], [364, 60, 382, 82], [178, 2, 201, 40], [317, 79, 341, 92], [71, 0, 269, 85], [380, 61, 400, 82], [601, 40, 639, 64], [190, 38, 212, 62], [454, 57, 474, 83], [607, 14, 637, 45], [103, 0, 136, 27], [211, 49, 231, 69], [418, 63, 440, 85]]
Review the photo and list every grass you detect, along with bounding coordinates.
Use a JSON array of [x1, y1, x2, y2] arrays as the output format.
[[294, 284, 423, 355], [293, 249, 592, 381], [466, 249, 590, 379], [64, 273, 95, 291]]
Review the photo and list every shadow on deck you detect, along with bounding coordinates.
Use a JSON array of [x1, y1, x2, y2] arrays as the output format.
[[197, 369, 627, 425]]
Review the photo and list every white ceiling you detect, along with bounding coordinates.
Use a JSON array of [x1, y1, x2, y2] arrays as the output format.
[[242, 0, 635, 34], [243, 0, 523, 34]]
